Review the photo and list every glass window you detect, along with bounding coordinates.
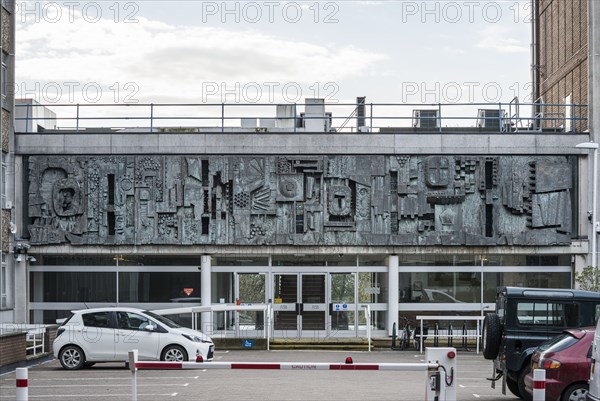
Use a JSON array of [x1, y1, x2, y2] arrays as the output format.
[[82, 311, 112, 328], [400, 272, 480, 303], [30, 272, 116, 302], [358, 272, 387, 303], [238, 273, 265, 303], [1, 53, 7, 107], [1, 263, 6, 309], [119, 272, 200, 303], [537, 332, 578, 353], [331, 273, 355, 303], [483, 271, 570, 302], [215, 257, 268, 266], [116, 311, 157, 331], [1, 163, 6, 208], [516, 302, 577, 327]]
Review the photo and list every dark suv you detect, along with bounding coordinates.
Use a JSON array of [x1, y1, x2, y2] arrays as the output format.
[[482, 287, 600, 401]]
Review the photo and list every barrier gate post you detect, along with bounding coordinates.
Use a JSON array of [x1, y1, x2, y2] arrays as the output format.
[[426, 348, 456, 401], [15, 368, 28, 401], [128, 350, 138, 401]]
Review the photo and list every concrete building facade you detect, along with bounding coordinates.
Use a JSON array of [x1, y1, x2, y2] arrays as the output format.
[[0, 0, 597, 341], [10, 100, 593, 338], [0, 0, 18, 325]]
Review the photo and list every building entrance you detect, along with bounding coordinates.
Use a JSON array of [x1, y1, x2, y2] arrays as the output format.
[[271, 273, 358, 337]]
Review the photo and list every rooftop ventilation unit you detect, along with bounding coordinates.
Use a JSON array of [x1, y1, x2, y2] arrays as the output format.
[[477, 109, 505, 128], [357, 96, 366, 129], [412, 110, 439, 128]]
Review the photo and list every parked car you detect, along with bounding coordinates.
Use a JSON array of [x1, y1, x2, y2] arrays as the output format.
[[523, 327, 594, 401], [53, 307, 214, 370], [481, 287, 600, 401], [586, 317, 600, 401]]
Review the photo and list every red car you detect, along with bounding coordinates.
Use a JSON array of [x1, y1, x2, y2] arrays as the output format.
[[524, 327, 595, 401]]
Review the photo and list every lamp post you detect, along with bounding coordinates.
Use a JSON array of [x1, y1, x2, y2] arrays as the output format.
[[576, 142, 599, 271]]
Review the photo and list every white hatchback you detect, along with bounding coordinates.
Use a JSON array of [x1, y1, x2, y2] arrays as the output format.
[[53, 307, 214, 370]]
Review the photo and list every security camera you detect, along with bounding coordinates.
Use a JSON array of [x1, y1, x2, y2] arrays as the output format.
[[15, 255, 22, 263], [588, 211, 594, 222], [27, 256, 36, 263]]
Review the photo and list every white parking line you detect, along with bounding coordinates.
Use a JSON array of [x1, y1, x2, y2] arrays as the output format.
[[2, 376, 200, 381], [0, 394, 176, 398], [26, 383, 183, 388], [171, 393, 178, 397]]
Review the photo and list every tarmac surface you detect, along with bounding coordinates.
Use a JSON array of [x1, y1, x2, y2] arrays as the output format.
[[0, 349, 520, 401]]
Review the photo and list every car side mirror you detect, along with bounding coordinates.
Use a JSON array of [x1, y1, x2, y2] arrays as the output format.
[[144, 324, 154, 332]]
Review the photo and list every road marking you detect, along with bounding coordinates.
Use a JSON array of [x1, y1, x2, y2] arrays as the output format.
[[171, 393, 178, 397], [184, 383, 189, 387], [0, 394, 176, 398], [459, 384, 465, 388], [473, 394, 481, 398], [3, 376, 200, 381], [26, 384, 182, 388]]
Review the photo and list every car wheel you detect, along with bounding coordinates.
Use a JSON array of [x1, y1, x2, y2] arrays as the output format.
[[482, 313, 501, 360], [161, 345, 187, 362], [518, 366, 532, 401], [561, 383, 588, 401], [58, 345, 85, 370], [506, 376, 521, 398]]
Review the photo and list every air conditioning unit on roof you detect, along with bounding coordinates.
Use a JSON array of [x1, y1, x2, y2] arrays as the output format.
[[477, 109, 505, 128], [412, 110, 439, 128]]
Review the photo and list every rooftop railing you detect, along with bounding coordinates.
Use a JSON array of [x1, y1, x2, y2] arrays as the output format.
[[14, 99, 589, 134]]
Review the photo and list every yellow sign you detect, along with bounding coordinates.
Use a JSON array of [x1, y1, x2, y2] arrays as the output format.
[[274, 298, 283, 304]]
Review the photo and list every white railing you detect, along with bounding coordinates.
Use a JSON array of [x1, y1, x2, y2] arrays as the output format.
[[0, 324, 49, 356], [415, 316, 484, 354]]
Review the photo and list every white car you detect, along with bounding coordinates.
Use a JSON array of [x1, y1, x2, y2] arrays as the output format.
[[53, 307, 214, 370]]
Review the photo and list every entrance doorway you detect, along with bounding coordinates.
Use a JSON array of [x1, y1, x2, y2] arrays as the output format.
[[271, 272, 358, 337]]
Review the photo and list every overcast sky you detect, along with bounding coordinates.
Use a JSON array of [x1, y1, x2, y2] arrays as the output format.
[[14, 0, 532, 126]]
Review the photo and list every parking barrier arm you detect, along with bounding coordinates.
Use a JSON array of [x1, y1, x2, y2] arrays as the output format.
[[128, 348, 456, 401]]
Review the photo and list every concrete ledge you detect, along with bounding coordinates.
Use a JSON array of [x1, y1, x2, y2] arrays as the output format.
[[16, 132, 593, 155]]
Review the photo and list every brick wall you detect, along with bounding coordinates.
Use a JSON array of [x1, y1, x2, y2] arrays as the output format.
[[45, 325, 59, 354], [536, 0, 588, 131], [0, 332, 26, 366]]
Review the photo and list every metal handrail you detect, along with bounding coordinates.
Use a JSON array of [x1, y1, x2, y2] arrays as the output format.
[[14, 101, 589, 134]]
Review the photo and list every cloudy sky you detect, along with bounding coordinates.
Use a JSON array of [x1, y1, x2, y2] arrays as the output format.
[[14, 0, 532, 125]]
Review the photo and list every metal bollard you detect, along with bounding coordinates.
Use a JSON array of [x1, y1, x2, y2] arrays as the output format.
[[448, 324, 453, 347], [434, 323, 439, 347], [461, 322, 467, 349], [16, 368, 28, 401], [532, 369, 545, 401], [391, 322, 397, 350]]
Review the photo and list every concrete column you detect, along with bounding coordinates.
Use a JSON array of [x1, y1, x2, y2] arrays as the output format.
[[387, 255, 399, 336], [14, 259, 27, 323], [200, 255, 212, 334]]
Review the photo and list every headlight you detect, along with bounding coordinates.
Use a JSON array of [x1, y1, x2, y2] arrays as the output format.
[[182, 333, 212, 343]]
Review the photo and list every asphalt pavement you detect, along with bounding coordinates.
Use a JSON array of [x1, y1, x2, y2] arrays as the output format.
[[0, 350, 519, 401]]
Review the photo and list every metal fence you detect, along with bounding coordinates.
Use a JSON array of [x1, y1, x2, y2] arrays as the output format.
[[14, 99, 588, 134]]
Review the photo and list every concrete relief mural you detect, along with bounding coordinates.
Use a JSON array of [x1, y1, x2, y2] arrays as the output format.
[[27, 155, 573, 246]]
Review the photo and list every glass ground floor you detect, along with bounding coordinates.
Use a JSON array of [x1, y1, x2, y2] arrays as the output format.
[[28, 253, 572, 338]]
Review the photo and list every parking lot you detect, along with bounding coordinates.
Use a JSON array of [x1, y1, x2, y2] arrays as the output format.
[[0, 350, 518, 401]]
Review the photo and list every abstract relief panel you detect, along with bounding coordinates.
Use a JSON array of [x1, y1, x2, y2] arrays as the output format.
[[27, 155, 573, 246]]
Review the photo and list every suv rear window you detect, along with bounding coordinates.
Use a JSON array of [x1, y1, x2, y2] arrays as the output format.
[[82, 312, 112, 328], [516, 302, 579, 327]]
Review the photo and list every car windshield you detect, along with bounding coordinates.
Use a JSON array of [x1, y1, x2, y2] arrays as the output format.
[[537, 332, 579, 353], [144, 311, 181, 328]]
